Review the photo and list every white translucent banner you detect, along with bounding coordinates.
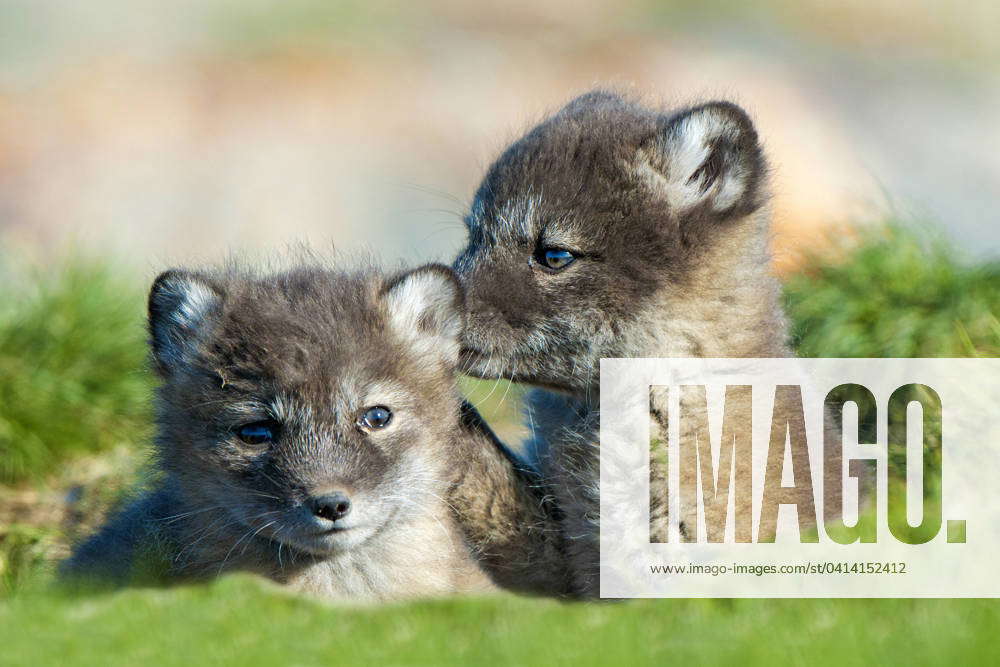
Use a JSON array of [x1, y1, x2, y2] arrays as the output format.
[[599, 358, 1000, 597]]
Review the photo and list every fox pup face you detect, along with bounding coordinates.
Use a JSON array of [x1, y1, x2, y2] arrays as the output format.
[[148, 264, 464, 558], [453, 92, 767, 392]]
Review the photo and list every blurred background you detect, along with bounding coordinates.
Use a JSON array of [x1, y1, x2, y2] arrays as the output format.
[[1, 3, 999, 662], [2, 0, 998, 270]]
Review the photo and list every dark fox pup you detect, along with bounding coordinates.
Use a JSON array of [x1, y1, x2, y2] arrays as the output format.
[[64, 263, 566, 600], [453, 91, 838, 597]]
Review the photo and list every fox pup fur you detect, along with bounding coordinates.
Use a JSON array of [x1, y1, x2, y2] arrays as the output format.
[[454, 91, 839, 597], [64, 262, 567, 600]]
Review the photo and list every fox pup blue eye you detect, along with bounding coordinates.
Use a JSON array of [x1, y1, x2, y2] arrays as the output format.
[[360, 406, 393, 430], [541, 248, 576, 270], [236, 421, 278, 445]]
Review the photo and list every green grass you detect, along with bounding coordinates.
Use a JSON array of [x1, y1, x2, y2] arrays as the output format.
[[785, 226, 1000, 357], [1, 225, 998, 664], [0, 523, 56, 595], [0, 258, 154, 484], [2, 576, 998, 666]]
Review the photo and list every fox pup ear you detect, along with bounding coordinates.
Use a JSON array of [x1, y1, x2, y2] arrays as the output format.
[[642, 101, 766, 218], [148, 270, 222, 376], [383, 264, 465, 367]]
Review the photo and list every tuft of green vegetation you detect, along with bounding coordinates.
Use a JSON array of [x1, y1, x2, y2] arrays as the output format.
[[0, 523, 55, 596], [785, 226, 1000, 358], [0, 259, 154, 484]]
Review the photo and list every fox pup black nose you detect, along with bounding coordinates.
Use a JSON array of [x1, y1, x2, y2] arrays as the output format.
[[310, 493, 352, 522]]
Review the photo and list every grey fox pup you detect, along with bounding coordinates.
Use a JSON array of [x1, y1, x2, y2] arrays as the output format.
[[64, 262, 567, 600]]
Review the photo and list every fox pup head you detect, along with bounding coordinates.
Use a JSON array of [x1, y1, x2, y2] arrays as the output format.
[[453, 91, 770, 392], [148, 263, 464, 559]]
